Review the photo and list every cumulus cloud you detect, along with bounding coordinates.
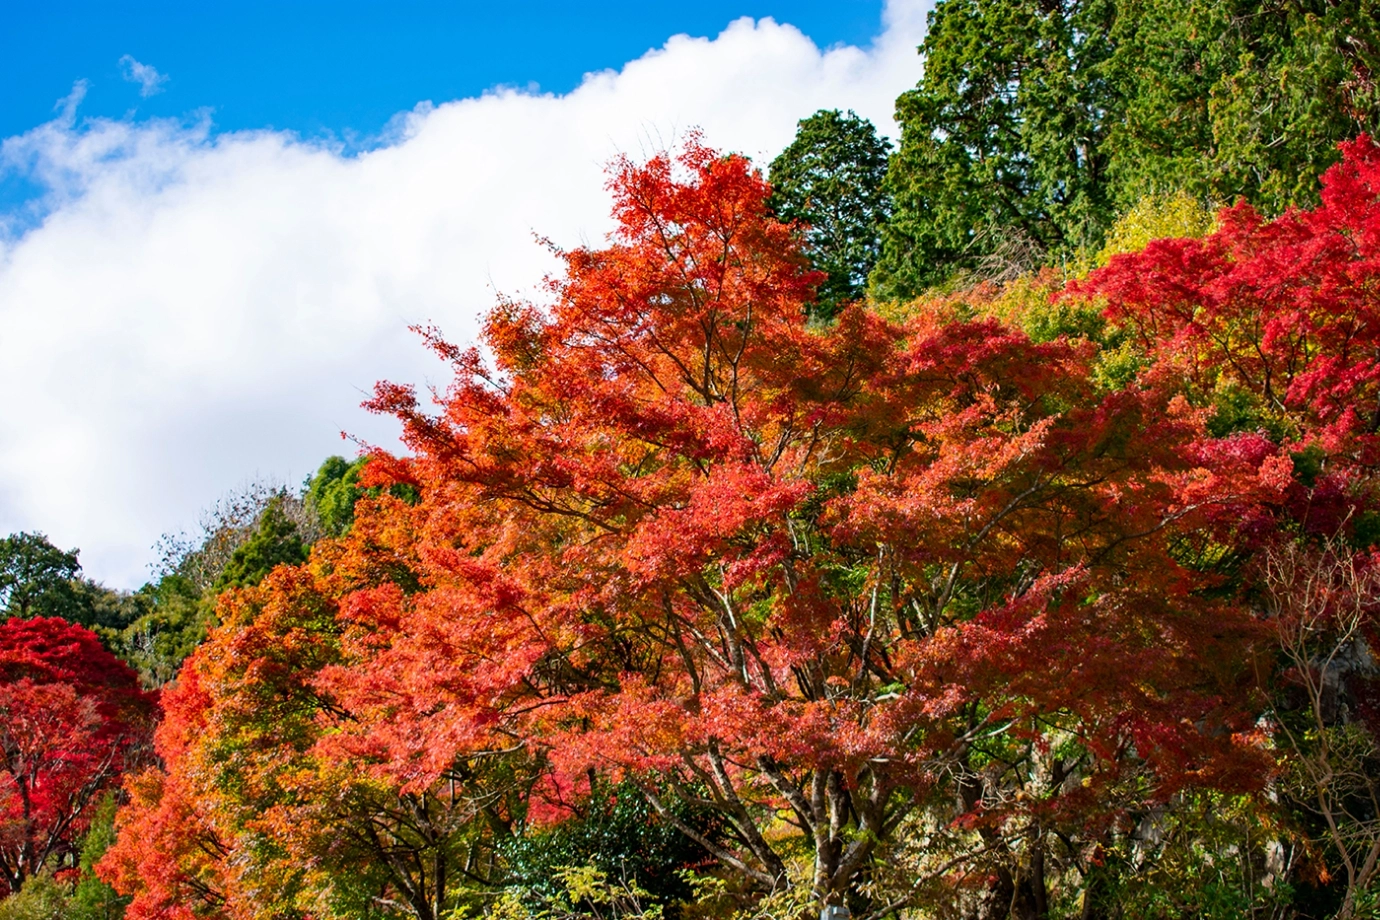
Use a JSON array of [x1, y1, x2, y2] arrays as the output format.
[[118, 55, 170, 97], [0, 1, 931, 587]]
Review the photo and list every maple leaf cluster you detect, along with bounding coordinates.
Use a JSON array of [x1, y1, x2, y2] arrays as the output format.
[[101, 137, 1380, 917]]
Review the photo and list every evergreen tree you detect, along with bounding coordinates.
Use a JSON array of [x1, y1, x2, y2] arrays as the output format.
[[1108, 0, 1380, 214], [873, 0, 1380, 300], [873, 0, 1119, 299], [0, 532, 84, 621], [768, 109, 892, 320], [67, 794, 129, 920], [118, 573, 208, 687], [304, 455, 367, 538], [211, 496, 307, 593]]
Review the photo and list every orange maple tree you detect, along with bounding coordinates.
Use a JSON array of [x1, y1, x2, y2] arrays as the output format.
[[336, 140, 1273, 905], [101, 505, 522, 920]]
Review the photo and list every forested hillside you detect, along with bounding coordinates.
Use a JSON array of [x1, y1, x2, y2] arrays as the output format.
[[4, 1, 1380, 918]]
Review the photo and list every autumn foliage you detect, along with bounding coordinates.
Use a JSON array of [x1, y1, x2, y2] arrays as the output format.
[[0, 616, 154, 896], [100, 137, 1380, 917]]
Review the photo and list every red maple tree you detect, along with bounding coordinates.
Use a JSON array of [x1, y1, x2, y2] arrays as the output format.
[[0, 616, 154, 895], [1068, 136, 1380, 915]]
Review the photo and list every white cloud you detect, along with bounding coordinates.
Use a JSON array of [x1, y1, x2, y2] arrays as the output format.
[[118, 55, 169, 97], [0, 1, 931, 587]]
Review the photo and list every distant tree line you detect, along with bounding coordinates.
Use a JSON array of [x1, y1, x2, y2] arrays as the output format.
[[0, 455, 373, 687]]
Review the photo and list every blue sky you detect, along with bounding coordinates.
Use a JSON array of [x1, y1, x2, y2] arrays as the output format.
[[3, 2, 885, 142], [0, 1, 927, 587]]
